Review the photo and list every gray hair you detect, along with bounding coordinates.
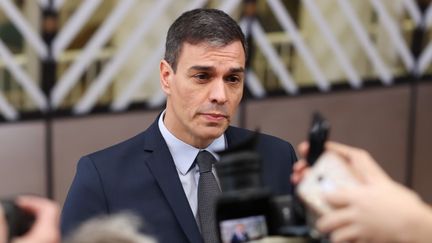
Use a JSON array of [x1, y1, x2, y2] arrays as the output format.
[[164, 8, 247, 72], [64, 213, 156, 243]]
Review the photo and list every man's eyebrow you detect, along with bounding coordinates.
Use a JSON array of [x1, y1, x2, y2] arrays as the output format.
[[187, 66, 245, 73], [188, 65, 214, 72], [229, 67, 245, 73]]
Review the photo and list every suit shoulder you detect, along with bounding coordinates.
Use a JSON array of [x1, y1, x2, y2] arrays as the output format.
[[83, 129, 148, 166]]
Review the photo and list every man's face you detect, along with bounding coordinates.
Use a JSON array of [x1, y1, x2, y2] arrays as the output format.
[[160, 41, 245, 148], [236, 224, 245, 233]]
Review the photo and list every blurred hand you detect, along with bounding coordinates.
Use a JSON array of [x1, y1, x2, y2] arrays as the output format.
[[317, 181, 432, 243], [11, 196, 60, 243], [312, 142, 432, 243], [322, 142, 390, 184], [291, 141, 390, 185], [291, 141, 310, 185], [0, 206, 6, 243]]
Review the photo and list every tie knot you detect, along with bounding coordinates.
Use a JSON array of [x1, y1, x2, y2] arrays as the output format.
[[196, 150, 216, 173]]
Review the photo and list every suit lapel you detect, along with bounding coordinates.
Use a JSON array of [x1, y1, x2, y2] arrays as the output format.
[[143, 120, 203, 243]]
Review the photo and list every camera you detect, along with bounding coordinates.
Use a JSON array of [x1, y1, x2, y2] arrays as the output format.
[[215, 138, 309, 242], [0, 199, 35, 241], [215, 113, 329, 243]]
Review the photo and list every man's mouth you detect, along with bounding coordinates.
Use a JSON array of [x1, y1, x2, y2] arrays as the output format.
[[201, 113, 228, 121]]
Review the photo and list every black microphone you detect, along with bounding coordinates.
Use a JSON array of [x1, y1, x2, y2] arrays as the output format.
[[307, 112, 330, 166]]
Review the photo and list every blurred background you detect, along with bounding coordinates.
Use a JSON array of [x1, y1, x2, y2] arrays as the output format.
[[0, 0, 431, 206]]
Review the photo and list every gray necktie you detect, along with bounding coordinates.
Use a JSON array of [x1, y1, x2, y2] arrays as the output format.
[[196, 150, 221, 243]]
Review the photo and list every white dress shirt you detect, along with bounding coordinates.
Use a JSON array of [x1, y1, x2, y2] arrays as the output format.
[[158, 111, 226, 218]]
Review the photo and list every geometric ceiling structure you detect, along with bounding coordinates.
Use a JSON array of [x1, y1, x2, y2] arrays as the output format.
[[0, 0, 430, 121]]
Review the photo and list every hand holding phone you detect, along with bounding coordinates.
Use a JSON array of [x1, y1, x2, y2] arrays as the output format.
[[297, 151, 360, 215]]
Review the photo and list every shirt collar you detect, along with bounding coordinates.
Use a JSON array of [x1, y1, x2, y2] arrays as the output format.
[[158, 110, 226, 175]]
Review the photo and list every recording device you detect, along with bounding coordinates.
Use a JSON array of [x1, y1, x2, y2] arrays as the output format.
[[215, 134, 309, 243], [214, 112, 336, 242], [298, 113, 360, 215], [0, 199, 35, 241], [307, 112, 330, 166]]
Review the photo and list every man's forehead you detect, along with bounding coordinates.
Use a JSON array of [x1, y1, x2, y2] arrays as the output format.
[[181, 40, 243, 50], [178, 41, 246, 70], [180, 41, 245, 58], [188, 65, 245, 73]]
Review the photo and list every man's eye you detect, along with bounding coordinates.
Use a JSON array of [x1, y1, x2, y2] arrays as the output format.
[[225, 76, 241, 83], [193, 73, 209, 80]]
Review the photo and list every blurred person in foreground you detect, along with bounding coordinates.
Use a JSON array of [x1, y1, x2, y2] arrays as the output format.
[[61, 8, 296, 243], [0, 195, 60, 243], [64, 213, 155, 243], [293, 141, 432, 243]]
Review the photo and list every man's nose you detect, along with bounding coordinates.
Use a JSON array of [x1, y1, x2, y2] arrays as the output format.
[[209, 79, 227, 104]]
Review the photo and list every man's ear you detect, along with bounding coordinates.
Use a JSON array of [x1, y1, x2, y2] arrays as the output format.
[[160, 59, 173, 95]]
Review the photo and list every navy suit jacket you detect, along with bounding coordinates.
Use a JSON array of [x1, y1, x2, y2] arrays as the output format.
[[61, 118, 297, 243]]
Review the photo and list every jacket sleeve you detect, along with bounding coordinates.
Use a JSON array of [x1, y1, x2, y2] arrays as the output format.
[[60, 156, 109, 237]]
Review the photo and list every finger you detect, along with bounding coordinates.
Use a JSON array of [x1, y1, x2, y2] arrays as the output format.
[[291, 160, 309, 184], [15, 195, 55, 214], [293, 160, 308, 172], [14, 196, 60, 243], [325, 142, 389, 184], [316, 207, 354, 233], [0, 206, 7, 243], [329, 224, 362, 243], [297, 141, 309, 158], [323, 189, 352, 208], [291, 170, 309, 185], [15, 195, 60, 228], [325, 141, 357, 161]]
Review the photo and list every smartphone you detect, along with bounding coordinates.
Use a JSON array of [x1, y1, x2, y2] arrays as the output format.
[[297, 152, 360, 215]]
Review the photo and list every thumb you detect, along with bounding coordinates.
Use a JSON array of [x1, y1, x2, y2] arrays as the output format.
[[323, 188, 352, 209]]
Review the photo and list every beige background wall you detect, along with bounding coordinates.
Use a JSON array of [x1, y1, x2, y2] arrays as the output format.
[[52, 110, 162, 205], [0, 122, 46, 197], [245, 86, 410, 183], [413, 83, 432, 202], [0, 83, 431, 204]]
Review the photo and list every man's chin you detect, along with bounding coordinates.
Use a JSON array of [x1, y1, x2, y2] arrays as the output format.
[[200, 126, 226, 139]]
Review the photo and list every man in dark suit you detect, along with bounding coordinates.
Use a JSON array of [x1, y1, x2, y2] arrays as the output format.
[[61, 8, 297, 243], [230, 224, 249, 243]]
